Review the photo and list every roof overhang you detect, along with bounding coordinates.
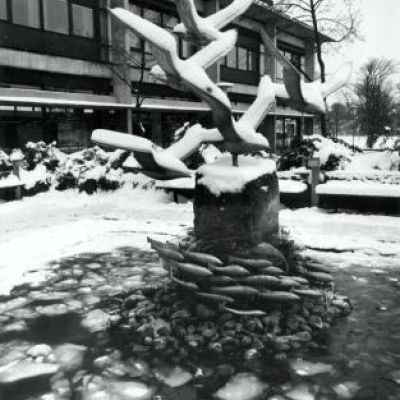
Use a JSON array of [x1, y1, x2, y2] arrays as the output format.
[[0, 89, 314, 117], [220, 0, 334, 43]]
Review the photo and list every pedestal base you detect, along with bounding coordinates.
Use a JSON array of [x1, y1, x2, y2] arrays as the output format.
[[194, 170, 280, 249]]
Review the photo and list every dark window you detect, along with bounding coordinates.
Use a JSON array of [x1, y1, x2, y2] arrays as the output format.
[[276, 44, 306, 82], [43, 0, 69, 34], [72, 4, 94, 38], [0, 2, 7, 20], [12, 0, 41, 28], [143, 8, 161, 25], [223, 46, 259, 73]]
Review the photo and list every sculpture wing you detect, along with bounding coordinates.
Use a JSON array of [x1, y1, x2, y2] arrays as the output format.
[[166, 125, 223, 160], [238, 75, 275, 130], [188, 29, 237, 70], [206, 0, 253, 29], [178, 64, 238, 143], [91, 129, 154, 154], [174, 0, 201, 30], [110, 8, 178, 73]]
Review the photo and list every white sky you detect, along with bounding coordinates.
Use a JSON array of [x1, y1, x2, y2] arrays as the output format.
[[324, 0, 400, 86]]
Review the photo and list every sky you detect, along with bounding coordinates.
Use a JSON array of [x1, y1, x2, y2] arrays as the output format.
[[323, 0, 400, 99]]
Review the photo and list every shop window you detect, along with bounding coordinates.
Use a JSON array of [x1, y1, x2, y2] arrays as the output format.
[[0, 2, 7, 20], [43, 0, 69, 34], [72, 4, 94, 38], [12, 0, 40, 28]]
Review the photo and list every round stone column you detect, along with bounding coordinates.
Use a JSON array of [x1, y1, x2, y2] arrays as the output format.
[[193, 155, 280, 251]]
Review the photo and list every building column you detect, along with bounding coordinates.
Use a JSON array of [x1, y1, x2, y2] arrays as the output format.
[[305, 42, 315, 81], [261, 115, 276, 153], [152, 112, 162, 146], [262, 25, 277, 81], [111, 0, 132, 133]]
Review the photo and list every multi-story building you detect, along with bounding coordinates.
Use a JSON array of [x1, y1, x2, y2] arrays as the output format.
[[0, 0, 332, 152]]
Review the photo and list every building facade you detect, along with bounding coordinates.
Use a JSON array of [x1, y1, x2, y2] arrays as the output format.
[[0, 0, 331, 153]]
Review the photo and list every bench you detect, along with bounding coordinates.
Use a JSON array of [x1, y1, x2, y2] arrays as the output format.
[[316, 181, 400, 213], [0, 161, 24, 201]]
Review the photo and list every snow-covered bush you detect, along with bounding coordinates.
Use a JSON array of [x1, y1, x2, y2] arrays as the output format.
[[373, 135, 400, 151], [279, 134, 355, 172], [345, 151, 400, 172], [0, 149, 12, 172], [20, 164, 51, 196]]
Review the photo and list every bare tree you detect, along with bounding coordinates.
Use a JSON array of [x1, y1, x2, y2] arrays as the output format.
[[274, 0, 361, 136], [354, 58, 398, 147]]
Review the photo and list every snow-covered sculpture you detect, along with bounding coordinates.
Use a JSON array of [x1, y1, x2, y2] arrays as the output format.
[[173, 0, 253, 43], [94, 6, 352, 178], [90, 2, 354, 325], [110, 9, 236, 97], [92, 74, 276, 177]]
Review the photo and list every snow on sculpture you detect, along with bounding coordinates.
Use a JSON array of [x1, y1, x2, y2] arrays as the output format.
[[93, 6, 352, 177], [90, 2, 354, 331], [173, 0, 253, 43]]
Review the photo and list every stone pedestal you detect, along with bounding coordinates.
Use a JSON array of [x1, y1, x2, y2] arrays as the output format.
[[194, 170, 280, 250]]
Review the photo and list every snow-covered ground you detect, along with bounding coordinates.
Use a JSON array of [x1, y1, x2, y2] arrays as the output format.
[[281, 207, 400, 269], [0, 186, 192, 294], [1, 187, 400, 295]]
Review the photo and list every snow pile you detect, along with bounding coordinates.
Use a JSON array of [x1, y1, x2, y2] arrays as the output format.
[[0, 174, 21, 189], [339, 135, 368, 150], [279, 135, 355, 172], [9, 149, 24, 162], [317, 180, 400, 197], [307, 134, 353, 166], [24, 141, 66, 172], [20, 164, 50, 191], [200, 144, 223, 164], [279, 179, 307, 194], [345, 151, 400, 172], [326, 169, 400, 185], [198, 154, 276, 196], [373, 136, 400, 150]]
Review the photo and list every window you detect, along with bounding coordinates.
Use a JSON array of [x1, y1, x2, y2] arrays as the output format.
[[223, 46, 259, 73], [143, 8, 161, 25], [226, 48, 237, 68], [129, 4, 141, 15], [12, 0, 40, 28], [238, 47, 247, 70], [43, 0, 69, 34], [0, 2, 7, 20], [72, 4, 94, 38], [163, 14, 178, 31], [276, 47, 306, 82]]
